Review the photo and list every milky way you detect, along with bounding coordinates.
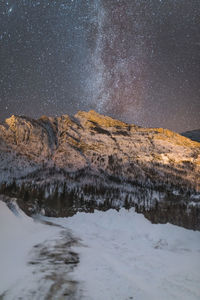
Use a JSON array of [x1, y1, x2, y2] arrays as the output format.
[[0, 0, 200, 132]]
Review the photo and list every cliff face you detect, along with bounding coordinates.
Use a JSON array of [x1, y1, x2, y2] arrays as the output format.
[[0, 110, 200, 229]]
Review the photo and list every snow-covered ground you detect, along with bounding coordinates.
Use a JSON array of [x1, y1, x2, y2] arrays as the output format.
[[0, 200, 79, 299], [46, 209, 200, 300], [1, 200, 200, 300], [0, 201, 54, 294]]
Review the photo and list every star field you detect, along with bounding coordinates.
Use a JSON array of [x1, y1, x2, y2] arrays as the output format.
[[0, 0, 200, 132]]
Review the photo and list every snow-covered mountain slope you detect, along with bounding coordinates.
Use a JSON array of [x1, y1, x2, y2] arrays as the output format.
[[1, 111, 199, 177], [181, 129, 200, 143], [0, 110, 200, 229]]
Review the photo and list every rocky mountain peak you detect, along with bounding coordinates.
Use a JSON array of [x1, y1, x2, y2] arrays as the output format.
[[75, 110, 131, 129], [0, 110, 200, 229]]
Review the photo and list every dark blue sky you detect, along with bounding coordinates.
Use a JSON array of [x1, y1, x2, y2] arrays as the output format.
[[0, 0, 200, 132]]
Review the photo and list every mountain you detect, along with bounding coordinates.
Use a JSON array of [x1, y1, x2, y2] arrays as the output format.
[[0, 110, 200, 229], [181, 129, 200, 143]]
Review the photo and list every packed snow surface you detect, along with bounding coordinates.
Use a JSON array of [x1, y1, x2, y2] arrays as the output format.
[[46, 209, 200, 300], [0, 200, 62, 298], [1, 200, 200, 300]]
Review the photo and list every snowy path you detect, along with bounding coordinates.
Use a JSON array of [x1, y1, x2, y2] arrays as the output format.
[[3, 228, 80, 300], [45, 209, 200, 300], [0, 201, 80, 300]]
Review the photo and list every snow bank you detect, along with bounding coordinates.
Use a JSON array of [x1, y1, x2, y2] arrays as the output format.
[[46, 208, 200, 300], [0, 200, 59, 296]]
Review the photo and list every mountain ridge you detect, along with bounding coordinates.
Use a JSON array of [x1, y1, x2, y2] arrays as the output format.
[[0, 110, 200, 229]]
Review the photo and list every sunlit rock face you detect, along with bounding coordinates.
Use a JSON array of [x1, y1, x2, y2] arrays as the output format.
[[0, 111, 200, 229], [1, 110, 199, 184]]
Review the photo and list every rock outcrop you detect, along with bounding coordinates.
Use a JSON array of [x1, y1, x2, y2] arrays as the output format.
[[0, 110, 200, 229]]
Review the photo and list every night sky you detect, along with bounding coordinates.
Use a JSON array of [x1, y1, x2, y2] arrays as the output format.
[[0, 0, 200, 132]]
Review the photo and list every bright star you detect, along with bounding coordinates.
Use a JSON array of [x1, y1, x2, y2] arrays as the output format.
[[8, 7, 13, 15]]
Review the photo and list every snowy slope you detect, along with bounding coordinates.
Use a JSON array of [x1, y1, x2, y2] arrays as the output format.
[[0, 200, 62, 298], [45, 209, 200, 300]]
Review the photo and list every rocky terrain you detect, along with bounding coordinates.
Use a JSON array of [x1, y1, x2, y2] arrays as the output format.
[[0, 110, 200, 229]]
